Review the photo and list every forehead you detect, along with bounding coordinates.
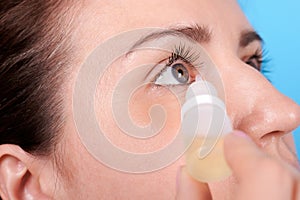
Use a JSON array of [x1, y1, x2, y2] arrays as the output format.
[[73, 0, 252, 59]]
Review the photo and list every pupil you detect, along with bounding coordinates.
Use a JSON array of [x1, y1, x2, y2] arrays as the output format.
[[177, 69, 184, 77]]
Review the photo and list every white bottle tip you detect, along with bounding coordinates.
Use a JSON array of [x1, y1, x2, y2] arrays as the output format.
[[185, 80, 218, 101]]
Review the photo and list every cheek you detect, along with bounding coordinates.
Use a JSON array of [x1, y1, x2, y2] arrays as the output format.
[[96, 70, 182, 153], [129, 85, 181, 129]]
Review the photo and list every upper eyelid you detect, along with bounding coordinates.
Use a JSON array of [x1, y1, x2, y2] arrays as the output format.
[[144, 53, 195, 83], [239, 39, 263, 61], [151, 55, 200, 84], [170, 44, 202, 66], [241, 47, 265, 72]]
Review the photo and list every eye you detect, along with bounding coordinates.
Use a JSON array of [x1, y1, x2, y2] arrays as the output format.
[[155, 62, 191, 85], [172, 64, 189, 83], [245, 49, 263, 71], [153, 45, 200, 86]]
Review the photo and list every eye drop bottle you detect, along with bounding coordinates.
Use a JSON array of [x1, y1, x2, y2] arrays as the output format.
[[181, 77, 232, 182]]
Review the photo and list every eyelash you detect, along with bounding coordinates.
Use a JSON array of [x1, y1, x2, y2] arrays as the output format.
[[152, 44, 201, 86], [247, 48, 272, 81], [259, 48, 272, 80], [152, 44, 272, 85], [248, 49, 263, 67], [167, 44, 200, 66]]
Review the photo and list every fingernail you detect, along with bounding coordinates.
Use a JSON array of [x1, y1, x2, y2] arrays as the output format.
[[233, 130, 250, 139]]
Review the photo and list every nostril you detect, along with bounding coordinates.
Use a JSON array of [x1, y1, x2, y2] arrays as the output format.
[[260, 130, 286, 144], [258, 132, 300, 170]]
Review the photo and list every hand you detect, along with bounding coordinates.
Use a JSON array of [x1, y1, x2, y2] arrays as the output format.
[[176, 131, 300, 200]]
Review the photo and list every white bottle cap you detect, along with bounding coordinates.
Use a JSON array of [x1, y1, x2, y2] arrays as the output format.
[[181, 78, 232, 142]]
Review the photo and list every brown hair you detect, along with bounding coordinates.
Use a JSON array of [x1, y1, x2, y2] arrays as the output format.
[[0, 0, 73, 157]]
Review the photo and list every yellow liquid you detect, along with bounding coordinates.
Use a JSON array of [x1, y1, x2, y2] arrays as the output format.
[[186, 137, 232, 182]]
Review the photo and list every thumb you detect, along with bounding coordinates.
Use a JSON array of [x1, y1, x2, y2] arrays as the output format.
[[176, 166, 212, 200], [224, 130, 264, 181]]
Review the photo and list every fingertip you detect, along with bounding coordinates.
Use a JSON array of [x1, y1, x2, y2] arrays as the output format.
[[225, 130, 250, 140], [224, 130, 252, 151], [224, 130, 254, 157], [223, 130, 264, 181]]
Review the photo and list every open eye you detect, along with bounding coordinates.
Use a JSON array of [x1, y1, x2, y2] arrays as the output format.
[[155, 63, 191, 85], [244, 49, 264, 71], [246, 55, 263, 71], [153, 45, 200, 86]]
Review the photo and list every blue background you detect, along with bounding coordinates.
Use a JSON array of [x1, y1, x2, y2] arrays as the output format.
[[238, 0, 300, 155]]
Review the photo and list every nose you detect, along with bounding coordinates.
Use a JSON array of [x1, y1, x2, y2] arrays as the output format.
[[222, 62, 300, 143]]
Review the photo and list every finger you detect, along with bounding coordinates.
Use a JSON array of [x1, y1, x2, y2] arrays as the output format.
[[224, 131, 297, 200], [223, 130, 265, 182], [293, 182, 300, 200], [176, 166, 212, 200]]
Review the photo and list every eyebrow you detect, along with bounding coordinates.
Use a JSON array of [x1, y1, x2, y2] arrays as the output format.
[[239, 30, 263, 47], [131, 24, 211, 50], [130, 24, 262, 50]]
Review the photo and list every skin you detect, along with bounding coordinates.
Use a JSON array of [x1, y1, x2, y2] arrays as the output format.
[[0, 0, 300, 199], [177, 132, 300, 200]]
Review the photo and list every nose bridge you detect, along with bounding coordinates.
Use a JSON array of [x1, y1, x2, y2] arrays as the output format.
[[220, 61, 300, 139]]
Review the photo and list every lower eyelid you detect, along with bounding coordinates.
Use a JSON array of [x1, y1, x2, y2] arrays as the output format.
[[145, 83, 190, 99]]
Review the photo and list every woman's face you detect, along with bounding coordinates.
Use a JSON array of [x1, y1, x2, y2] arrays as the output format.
[[56, 0, 300, 199]]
